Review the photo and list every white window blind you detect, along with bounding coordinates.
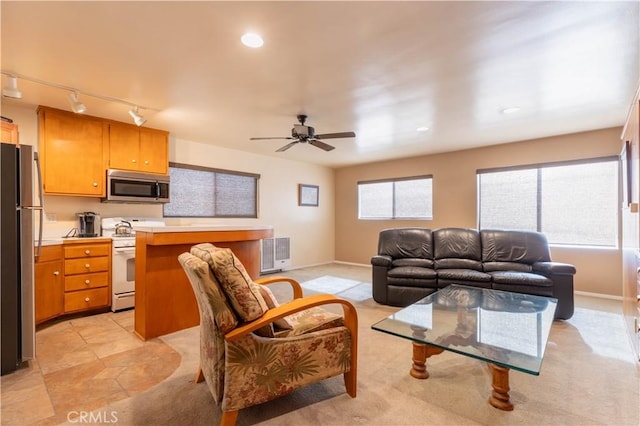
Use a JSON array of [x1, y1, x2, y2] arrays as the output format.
[[478, 158, 618, 246], [163, 163, 259, 218], [358, 175, 433, 219]]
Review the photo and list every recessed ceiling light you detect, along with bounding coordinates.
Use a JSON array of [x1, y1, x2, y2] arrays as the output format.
[[501, 107, 521, 114], [241, 33, 264, 48], [416, 126, 430, 132]]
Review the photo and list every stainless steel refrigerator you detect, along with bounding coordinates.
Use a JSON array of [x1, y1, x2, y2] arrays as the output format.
[[1, 142, 42, 375]]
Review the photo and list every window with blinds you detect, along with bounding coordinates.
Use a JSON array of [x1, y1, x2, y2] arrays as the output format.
[[477, 157, 618, 247], [163, 162, 259, 218], [358, 175, 433, 219]]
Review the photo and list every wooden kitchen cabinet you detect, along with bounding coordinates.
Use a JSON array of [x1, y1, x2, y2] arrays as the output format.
[[35, 245, 64, 324], [108, 123, 168, 174], [1, 121, 19, 144], [38, 106, 108, 197], [63, 240, 111, 313]]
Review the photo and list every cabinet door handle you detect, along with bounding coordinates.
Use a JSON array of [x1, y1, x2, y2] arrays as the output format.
[[144, 160, 149, 165], [132, 159, 137, 163], [85, 279, 90, 285], [85, 249, 91, 255], [85, 297, 90, 302], [53, 271, 59, 276], [92, 182, 98, 187], [85, 263, 90, 269]]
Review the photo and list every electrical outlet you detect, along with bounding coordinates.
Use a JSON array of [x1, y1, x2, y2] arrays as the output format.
[[45, 213, 57, 222]]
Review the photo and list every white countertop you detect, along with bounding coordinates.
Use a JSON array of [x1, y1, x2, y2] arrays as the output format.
[[134, 225, 274, 233]]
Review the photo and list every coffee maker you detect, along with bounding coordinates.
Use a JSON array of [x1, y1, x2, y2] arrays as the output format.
[[77, 212, 101, 237]]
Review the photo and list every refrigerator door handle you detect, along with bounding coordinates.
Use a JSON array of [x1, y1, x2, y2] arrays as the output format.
[[33, 152, 44, 260]]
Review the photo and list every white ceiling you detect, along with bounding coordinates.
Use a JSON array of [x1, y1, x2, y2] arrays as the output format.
[[1, 1, 639, 168]]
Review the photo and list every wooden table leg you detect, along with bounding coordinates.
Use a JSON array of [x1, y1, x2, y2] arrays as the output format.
[[488, 364, 514, 411], [411, 342, 444, 379]]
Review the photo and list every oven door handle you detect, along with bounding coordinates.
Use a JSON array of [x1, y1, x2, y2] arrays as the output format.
[[114, 247, 136, 254]]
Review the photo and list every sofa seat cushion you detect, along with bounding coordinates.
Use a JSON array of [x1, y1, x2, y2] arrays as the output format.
[[436, 269, 491, 282], [483, 261, 531, 273], [489, 271, 554, 297], [388, 266, 437, 288], [392, 258, 434, 268]]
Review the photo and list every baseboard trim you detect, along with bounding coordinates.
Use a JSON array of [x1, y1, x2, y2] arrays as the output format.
[[574, 290, 623, 301], [284, 260, 371, 272]]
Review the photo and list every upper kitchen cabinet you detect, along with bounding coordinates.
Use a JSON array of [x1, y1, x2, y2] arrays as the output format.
[[108, 123, 168, 175], [38, 106, 108, 197], [1, 121, 19, 144]]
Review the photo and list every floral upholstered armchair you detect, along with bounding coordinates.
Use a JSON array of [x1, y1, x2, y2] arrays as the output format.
[[178, 243, 358, 426]]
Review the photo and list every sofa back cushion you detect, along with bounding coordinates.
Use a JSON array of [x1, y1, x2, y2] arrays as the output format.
[[481, 230, 551, 270], [378, 228, 433, 263], [433, 228, 483, 271]]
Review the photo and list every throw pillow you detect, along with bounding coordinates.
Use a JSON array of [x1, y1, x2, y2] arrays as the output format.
[[255, 284, 294, 331], [191, 244, 268, 322]]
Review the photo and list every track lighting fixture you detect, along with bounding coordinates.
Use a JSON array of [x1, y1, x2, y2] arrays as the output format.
[[2, 75, 22, 99], [0, 70, 159, 125], [68, 91, 87, 114], [128, 107, 147, 126]]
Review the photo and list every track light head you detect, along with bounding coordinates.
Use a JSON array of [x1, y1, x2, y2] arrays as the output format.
[[2, 76, 22, 99], [128, 107, 146, 126], [68, 91, 87, 114]]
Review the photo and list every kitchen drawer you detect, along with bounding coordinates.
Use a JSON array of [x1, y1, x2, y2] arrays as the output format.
[[65, 256, 109, 275], [65, 272, 109, 291], [64, 287, 109, 313], [64, 244, 111, 258], [37, 245, 63, 262]]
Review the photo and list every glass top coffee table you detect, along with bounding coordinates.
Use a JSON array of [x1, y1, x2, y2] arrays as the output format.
[[372, 285, 557, 410]]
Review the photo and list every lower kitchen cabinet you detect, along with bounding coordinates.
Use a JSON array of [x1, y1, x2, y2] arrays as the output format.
[[63, 240, 112, 314], [35, 245, 64, 324]]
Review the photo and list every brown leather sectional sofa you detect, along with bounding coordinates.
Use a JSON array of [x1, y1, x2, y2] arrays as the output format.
[[371, 227, 576, 319]]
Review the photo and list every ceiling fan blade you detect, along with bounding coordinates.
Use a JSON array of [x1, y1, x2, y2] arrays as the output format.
[[314, 131, 356, 139], [250, 136, 295, 140], [309, 139, 335, 151], [276, 141, 299, 152]]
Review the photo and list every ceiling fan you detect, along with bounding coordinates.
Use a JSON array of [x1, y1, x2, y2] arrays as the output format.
[[250, 114, 356, 152]]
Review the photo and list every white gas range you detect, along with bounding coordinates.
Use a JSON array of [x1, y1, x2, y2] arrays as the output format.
[[101, 217, 166, 311]]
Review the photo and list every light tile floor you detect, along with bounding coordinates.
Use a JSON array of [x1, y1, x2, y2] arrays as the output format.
[[0, 310, 180, 425]]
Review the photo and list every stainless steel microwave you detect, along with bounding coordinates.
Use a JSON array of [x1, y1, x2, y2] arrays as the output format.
[[104, 169, 170, 203]]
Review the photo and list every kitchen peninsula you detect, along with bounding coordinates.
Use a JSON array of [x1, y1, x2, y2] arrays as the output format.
[[134, 225, 273, 340]]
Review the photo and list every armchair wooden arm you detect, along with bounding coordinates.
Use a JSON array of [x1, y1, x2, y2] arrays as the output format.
[[253, 276, 303, 299]]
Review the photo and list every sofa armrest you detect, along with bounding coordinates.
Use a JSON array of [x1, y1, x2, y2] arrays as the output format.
[[371, 255, 392, 267], [533, 262, 576, 276]]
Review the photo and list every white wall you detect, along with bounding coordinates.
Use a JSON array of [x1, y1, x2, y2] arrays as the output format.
[[2, 103, 336, 268]]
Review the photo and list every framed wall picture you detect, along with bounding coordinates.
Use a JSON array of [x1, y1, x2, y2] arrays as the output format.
[[299, 184, 319, 206]]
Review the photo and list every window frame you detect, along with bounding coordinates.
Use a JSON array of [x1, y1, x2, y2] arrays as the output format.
[[163, 162, 260, 218], [357, 174, 433, 220], [477, 156, 619, 247]]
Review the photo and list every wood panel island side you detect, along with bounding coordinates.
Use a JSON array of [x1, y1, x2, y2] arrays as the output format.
[[134, 226, 273, 340]]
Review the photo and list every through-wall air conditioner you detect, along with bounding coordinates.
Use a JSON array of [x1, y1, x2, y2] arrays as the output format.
[[261, 237, 291, 273]]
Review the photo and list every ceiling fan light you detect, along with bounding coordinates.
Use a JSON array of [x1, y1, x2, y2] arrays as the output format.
[[501, 106, 521, 114], [241, 32, 264, 48], [128, 107, 146, 126], [2, 76, 22, 99], [68, 91, 87, 114]]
